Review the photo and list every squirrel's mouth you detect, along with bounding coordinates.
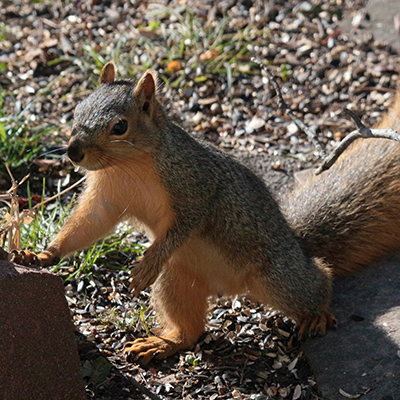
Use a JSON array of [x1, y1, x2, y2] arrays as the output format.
[[68, 153, 121, 172], [67, 139, 110, 171], [69, 158, 107, 171]]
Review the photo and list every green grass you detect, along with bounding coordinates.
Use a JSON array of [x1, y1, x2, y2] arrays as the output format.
[[143, 6, 254, 73], [0, 89, 60, 170], [70, 5, 261, 92], [21, 179, 73, 250], [20, 185, 146, 280], [19, 181, 152, 336]]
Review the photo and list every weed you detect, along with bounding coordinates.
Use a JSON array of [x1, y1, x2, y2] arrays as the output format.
[[0, 23, 7, 41], [97, 303, 152, 334], [20, 176, 146, 280], [98, 306, 138, 332], [185, 353, 202, 367], [279, 63, 293, 82]]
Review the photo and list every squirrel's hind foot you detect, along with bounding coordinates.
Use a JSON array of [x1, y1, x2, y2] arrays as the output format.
[[298, 310, 337, 339], [124, 334, 192, 365]]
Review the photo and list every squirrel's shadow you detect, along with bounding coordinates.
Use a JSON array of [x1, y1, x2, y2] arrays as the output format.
[[303, 251, 400, 400]]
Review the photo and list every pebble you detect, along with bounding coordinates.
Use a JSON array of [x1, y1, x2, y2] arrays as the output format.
[[192, 112, 203, 124], [287, 122, 299, 134], [247, 116, 265, 130], [210, 103, 222, 115]]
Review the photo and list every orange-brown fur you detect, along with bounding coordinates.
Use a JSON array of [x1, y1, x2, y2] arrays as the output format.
[[45, 151, 173, 259]]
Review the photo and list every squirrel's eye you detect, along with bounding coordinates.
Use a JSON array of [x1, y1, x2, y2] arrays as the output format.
[[111, 119, 128, 136]]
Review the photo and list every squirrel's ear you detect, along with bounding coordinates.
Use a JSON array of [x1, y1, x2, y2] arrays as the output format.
[[134, 70, 157, 115], [99, 61, 116, 85]]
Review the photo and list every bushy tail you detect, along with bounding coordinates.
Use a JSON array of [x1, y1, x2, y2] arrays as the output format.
[[282, 90, 400, 276]]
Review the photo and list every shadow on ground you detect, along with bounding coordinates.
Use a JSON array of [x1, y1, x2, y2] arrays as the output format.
[[304, 253, 400, 400]]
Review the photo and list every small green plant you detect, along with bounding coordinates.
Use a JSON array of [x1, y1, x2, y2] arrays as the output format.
[[185, 353, 201, 367], [141, 6, 254, 74], [83, 44, 107, 70], [64, 227, 146, 279], [279, 63, 293, 82], [81, 356, 113, 387], [0, 23, 7, 41], [98, 307, 138, 331], [139, 303, 151, 336]]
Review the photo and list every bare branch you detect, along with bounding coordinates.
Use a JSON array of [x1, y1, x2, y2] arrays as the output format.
[[316, 108, 400, 174], [251, 57, 326, 159], [343, 108, 364, 130], [32, 176, 86, 210]]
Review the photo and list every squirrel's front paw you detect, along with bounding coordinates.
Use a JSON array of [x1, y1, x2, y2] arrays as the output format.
[[129, 260, 158, 296], [9, 249, 40, 266], [9, 249, 60, 267]]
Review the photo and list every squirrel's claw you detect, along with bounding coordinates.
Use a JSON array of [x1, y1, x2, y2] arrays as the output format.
[[298, 310, 337, 339], [9, 249, 40, 266], [9, 249, 60, 268]]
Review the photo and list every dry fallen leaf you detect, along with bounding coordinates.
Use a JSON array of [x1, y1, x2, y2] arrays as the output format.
[[339, 388, 361, 399], [199, 49, 219, 61], [166, 60, 182, 72]]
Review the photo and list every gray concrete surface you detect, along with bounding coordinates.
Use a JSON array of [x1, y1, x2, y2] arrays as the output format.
[[340, 0, 400, 52], [304, 254, 400, 400]]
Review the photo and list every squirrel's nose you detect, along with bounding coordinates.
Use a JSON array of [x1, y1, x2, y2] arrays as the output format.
[[67, 140, 85, 163]]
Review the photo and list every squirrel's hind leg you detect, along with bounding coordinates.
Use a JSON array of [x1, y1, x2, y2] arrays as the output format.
[[124, 261, 210, 365], [249, 257, 336, 337]]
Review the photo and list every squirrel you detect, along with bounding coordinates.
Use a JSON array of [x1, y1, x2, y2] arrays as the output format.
[[19, 60, 396, 365]]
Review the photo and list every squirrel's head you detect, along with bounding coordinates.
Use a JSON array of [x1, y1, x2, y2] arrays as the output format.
[[67, 61, 164, 171]]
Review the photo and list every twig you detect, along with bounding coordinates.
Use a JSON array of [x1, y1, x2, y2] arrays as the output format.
[[353, 86, 396, 94], [4, 164, 27, 251], [0, 166, 85, 255], [251, 57, 326, 158], [128, 375, 163, 400], [316, 108, 400, 174], [32, 176, 86, 210]]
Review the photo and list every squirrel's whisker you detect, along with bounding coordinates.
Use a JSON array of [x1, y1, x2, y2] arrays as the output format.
[[110, 139, 135, 148], [27, 147, 69, 169], [39, 147, 68, 157]]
